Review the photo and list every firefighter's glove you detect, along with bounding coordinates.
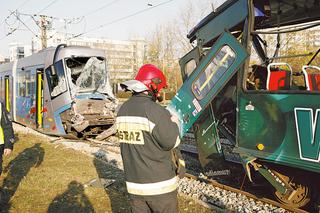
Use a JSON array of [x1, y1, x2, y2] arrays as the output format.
[[172, 148, 186, 179]]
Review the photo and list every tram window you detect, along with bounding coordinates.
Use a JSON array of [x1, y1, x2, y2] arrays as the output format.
[[0, 77, 2, 98], [192, 45, 236, 100], [47, 60, 67, 98], [185, 59, 197, 77], [18, 71, 26, 97], [246, 65, 268, 90], [1, 77, 4, 99], [25, 70, 34, 97]]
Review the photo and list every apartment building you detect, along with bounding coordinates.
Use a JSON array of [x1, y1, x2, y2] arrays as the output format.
[[31, 31, 146, 84]]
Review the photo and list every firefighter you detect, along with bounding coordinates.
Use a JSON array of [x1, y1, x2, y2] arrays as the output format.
[[0, 101, 14, 176], [116, 64, 183, 213]]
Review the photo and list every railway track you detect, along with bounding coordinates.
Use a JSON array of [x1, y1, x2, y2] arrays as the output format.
[[87, 138, 308, 212], [184, 173, 308, 213], [179, 143, 311, 212]]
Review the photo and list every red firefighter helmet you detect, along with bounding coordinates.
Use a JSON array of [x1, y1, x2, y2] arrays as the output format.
[[135, 64, 167, 98]]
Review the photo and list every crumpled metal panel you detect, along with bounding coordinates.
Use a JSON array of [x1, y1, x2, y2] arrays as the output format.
[[73, 99, 116, 116], [70, 98, 117, 132]]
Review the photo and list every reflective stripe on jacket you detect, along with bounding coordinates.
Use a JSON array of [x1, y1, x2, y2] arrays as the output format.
[[126, 176, 178, 196], [116, 94, 180, 197]]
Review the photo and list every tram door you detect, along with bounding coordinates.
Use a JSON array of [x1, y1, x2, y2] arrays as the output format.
[[4, 76, 11, 113], [36, 68, 44, 129], [167, 32, 248, 137]]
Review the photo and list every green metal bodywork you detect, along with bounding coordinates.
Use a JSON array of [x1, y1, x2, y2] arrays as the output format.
[[237, 92, 320, 173], [193, 106, 222, 166], [187, 0, 248, 46], [177, 0, 320, 179]]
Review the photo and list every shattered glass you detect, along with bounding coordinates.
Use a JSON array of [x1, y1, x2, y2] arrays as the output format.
[[65, 57, 114, 99], [51, 76, 67, 97], [50, 60, 68, 97]]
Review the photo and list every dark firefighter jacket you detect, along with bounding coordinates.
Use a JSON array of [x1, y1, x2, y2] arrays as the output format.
[[116, 93, 181, 197], [0, 102, 14, 150]]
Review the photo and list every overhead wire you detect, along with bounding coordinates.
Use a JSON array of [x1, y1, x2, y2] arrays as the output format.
[[2, 0, 173, 43], [1, 0, 60, 41], [12, 11, 38, 37], [37, 0, 61, 13], [1, 0, 34, 26], [0, 0, 34, 39], [16, 0, 33, 8], [59, 0, 121, 40], [22, 0, 80, 40], [81, 0, 120, 18], [71, 0, 174, 39]]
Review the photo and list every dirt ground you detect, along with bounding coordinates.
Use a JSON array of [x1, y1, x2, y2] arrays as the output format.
[[0, 132, 213, 213]]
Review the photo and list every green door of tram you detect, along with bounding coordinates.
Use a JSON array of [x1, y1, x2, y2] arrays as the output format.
[[167, 31, 248, 166], [167, 31, 248, 137]]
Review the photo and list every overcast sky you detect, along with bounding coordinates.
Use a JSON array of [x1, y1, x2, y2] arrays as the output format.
[[0, 0, 225, 57]]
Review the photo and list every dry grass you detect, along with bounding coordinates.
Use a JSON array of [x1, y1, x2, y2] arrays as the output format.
[[0, 133, 212, 213], [0, 133, 128, 213]]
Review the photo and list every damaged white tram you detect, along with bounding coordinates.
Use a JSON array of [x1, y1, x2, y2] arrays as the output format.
[[0, 44, 117, 138]]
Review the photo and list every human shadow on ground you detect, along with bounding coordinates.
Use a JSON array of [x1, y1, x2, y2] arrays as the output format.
[[93, 155, 130, 213], [0, 143, 44, 212], [47, 180, 95, 213]]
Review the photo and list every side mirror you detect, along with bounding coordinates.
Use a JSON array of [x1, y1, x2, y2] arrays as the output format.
[[50, 65, 57, 76]]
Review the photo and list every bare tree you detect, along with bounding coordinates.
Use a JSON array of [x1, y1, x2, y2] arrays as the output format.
[[144, 0, 217, 93], [174, 0, 214, 56], [144, 22, 181, 93]]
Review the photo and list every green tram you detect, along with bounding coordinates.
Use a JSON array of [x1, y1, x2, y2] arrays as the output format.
[[171, 0, 320, 209]]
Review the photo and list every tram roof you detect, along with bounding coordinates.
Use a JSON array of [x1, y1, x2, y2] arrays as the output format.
[[188, 0, 320, 43]]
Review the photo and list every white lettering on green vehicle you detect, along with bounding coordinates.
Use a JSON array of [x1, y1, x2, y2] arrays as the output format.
[[294, 108, 320, 162]]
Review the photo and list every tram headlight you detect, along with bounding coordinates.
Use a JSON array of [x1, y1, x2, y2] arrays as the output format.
[[256, 143, 265, 151]]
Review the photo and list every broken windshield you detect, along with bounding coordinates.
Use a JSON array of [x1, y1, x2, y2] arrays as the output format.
[[65, 56, 114, 98]]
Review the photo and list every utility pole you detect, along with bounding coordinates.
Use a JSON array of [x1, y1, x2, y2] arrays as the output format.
[[10, 11, 76, 50], [39, 15, 48, 49]]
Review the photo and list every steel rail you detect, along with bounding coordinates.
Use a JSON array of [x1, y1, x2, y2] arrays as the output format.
[[185, 173, 308, 213]]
